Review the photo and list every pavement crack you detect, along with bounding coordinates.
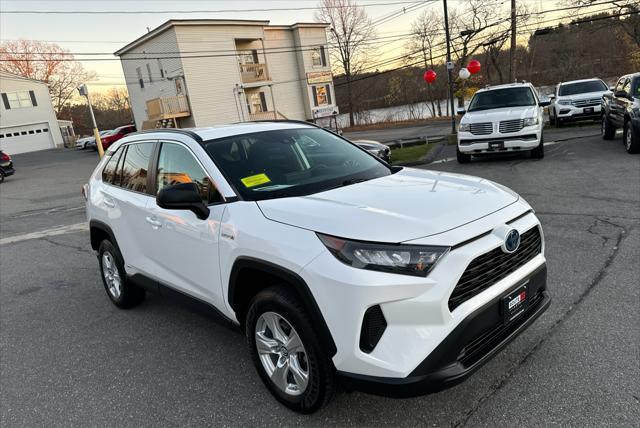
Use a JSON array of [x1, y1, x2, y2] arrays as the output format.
[[40, 236, 94, 255], [454, 219, 627, 428]]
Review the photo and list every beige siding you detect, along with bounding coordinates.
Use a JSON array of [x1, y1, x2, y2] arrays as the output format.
[[119, 28, 183, 129], [176, 25, 265, 125]]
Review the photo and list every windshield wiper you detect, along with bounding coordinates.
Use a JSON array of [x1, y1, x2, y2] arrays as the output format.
[[341, 178, 369, 186]]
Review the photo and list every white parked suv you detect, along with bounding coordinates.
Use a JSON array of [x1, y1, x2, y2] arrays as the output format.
[[548, 78, 609, 127], [84, 122, 550, 413], [457, 82, 548, 163]]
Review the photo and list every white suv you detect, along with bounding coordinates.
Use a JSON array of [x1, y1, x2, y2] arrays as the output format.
[[549, 78, 609, 127], [84, 122, 550, 413], [457, 83, 548, 163]]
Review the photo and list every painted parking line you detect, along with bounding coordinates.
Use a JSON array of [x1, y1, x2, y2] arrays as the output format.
[[0, 222, 88, 246]]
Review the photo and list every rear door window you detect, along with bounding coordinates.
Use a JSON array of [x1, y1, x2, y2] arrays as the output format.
[[120, 142, 154, 193], [102, 147, 123, 183]]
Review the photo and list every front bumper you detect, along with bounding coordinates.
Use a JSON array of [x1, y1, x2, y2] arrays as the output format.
[[338, 266, 549, 397], [302, 204, 546, 380], [0, 164, 15, 176], [555, 104, 600, 120], [458, 130, 541, 154]]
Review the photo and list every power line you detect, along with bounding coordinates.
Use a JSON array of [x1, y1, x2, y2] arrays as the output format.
[[0, 0, 427, 14]]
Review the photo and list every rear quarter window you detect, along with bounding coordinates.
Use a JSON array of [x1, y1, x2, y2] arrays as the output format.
[[101, 148, 123, 183]]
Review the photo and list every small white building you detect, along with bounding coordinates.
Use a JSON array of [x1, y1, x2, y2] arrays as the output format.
[[115, 19, 338, 129], [0, 71, 65, 154]]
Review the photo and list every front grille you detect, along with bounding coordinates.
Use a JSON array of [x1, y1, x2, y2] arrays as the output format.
[[359, 305, 387, 353], [573, 98, 600, 107], [457, 289, 545, 367], [469, 122, 493, 135], [448, 227, 542, 311], [499, 119, 524, 133]]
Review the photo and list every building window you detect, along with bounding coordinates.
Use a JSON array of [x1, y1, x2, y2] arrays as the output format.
[[157, 59, 165, 78], [136, 67, 144, 89], [312, 84, 332, 107], [146, 63, 153, 83], [247, 92, 268, 113], [312, 46, 327, 67], [2, 91, 35, 109]]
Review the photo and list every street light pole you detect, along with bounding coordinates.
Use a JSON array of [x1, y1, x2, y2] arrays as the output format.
[[509, 0, 517, 81], [442, 0, 456, 135], [77, 84, 104, 158]]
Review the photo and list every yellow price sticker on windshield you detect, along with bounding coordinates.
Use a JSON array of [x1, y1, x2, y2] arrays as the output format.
[[241, 173, 271, 188]]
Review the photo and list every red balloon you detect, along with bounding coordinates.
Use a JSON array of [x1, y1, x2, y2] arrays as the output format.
[[467, 59, 481, 74], [423, 69, 437, 83]]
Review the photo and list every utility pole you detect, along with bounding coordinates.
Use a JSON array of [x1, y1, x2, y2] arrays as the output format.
[[442, 0, 456, 134], [509, 0, 516, 82], [77, 84, 104, 158]]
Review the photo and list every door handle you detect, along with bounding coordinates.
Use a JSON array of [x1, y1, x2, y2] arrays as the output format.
[[145, 216, 162, 228], [103, 198, 116, 208]]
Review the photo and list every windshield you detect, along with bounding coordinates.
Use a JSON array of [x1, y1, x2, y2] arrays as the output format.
[[101, 130, 115, 136], [467, 87, 536, 112], [204, 128, 392, 201], [558, 80, 607, 96]]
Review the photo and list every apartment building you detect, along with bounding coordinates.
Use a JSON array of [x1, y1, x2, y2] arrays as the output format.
[[115, 19, 338, 130]]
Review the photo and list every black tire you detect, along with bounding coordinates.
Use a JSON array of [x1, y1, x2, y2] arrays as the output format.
[[246, 286, 335, 414], [555, 117, 562, 128], [98, 240, 145, 309], [601, 114, 616, 140], [549, 111, 556, 126], [624, 120, 640, 154], [0, 171, 5, 183], [531, 134, 545, 159], [456, 147, 471, 163]]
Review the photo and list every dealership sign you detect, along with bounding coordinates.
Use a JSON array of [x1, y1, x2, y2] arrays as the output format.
[[312, 106, 339, 118], [307, 71, 333, 85]]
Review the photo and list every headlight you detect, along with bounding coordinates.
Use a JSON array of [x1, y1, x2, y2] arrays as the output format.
[[558, 100, 572, 105], [523, 117, 539, 126], [459, 123, 470, 132], [317, 233, 449, 277]]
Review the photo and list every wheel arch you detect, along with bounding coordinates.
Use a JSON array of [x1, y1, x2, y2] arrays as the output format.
[[228, 257, 337, 357], [89, 220, 121, 254]]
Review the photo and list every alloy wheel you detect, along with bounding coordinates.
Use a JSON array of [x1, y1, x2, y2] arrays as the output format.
[[101, 251, 122, 299], [254, 311, 309, 396], [626, 125, 632, 150]]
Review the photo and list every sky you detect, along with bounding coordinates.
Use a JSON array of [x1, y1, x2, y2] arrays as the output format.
[[0, 0, 603, 93]]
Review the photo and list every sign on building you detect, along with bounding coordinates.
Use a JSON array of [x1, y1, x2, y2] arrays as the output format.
[[306, 71, 333, 85]]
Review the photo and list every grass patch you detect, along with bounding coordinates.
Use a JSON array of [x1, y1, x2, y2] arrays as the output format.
[[391, 143, 434, 164]]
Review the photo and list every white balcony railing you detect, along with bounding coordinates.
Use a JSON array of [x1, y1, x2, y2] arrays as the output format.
[[146, 95, 190, 121]]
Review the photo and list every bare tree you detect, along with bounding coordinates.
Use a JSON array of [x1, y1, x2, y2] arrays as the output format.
[[565, 0, 639, 47], [316, 0, 376, 127], [407, 9, 444, 116], [0, 40, 96, 114]]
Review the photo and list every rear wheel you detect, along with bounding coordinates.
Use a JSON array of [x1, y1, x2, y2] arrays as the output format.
[[555, 117, 563, 128], [98, 240, 145, 308], [549, 110, 556, 126], [624, 121, 640, 154], [0, 171, 5, 183], [246, 286, 335, 413], [601, 115, 616, 140], [456, 147, 471, 163]]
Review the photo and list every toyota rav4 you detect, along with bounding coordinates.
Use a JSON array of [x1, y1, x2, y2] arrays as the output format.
[[84, 122, 550, 413], [457, 82, 549, 163]]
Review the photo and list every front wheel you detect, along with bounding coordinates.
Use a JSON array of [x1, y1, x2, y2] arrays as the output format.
[[246, 286, 335, 413], [601, 115, 616, 140], [624, 121, 640, 154], [531, 136, 544, 159], [0, 170, 5, 183], [456, 147, 471, 163]]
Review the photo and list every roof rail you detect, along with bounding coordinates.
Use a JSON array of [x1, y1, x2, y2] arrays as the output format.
[[234, 119, 319, 128], [132, 128, 203, 143]]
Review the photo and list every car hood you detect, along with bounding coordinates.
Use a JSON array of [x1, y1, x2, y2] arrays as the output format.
[[257, 168, 519, 243], [462, 106, 538, 122]]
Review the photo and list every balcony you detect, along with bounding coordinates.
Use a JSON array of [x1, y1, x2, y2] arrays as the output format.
[[146, 95, 190, 121], [240, 63, 269, 84], [248, 111, 287, 121]]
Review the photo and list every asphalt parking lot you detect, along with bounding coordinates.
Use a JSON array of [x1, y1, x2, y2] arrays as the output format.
[[1, 127, 639, 426]]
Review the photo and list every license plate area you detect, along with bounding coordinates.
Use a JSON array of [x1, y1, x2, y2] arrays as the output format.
[[502, 282, 529, 324], [583, 107, 594, 114], [488, 141, 504, 150]]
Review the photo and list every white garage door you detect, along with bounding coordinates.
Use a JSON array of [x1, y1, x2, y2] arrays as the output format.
[[0, 123, 55, 154]]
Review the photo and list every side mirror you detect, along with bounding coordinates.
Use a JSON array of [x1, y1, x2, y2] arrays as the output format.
[[614, 90, 631, 99], [456, 107, 466, 115], [157, 182, 210, 220], [538, 100, 551, 107]]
